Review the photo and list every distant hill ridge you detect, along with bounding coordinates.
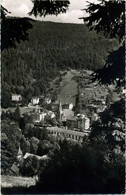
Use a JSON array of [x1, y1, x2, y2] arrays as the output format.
[[2, 18, 118, 108]]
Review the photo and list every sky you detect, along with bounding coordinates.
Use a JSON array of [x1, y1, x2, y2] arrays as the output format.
[[2, 0, 98, 24]]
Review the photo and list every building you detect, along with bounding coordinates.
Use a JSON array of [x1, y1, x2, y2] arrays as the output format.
[[97, 105, 106, 113], [91, 99, 103, 106], [62, 103, 73, 110], [31, 112, 46, 123], [62, 103, 69, 110], [47, 111, 55, 119], [10, 146, 23, 175], [52, 100, 74, 119], [47, 126, 85, 142], [23, 153, 49, 160], [17, 146, 23, 161], [77, 119, 86, 130], [66, 115, 90, 131], [86, 104, 97, 113], [45, 97, 51, 104], [84, 117, 90, 130], [10, 163, 19, 176], [61, 108, 74, 127], [12, 94, 22, 102], [51, 102, 60, 114], [59, 96, 76, 108], [31, 97, 39, 105], [62, 116, 67, 127], [66, 116, 78, 129], [62, 109, 74, 118]]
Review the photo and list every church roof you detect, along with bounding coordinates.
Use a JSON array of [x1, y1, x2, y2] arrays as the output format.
[[62, 109, 74, 118], [23, 153, 48, 160]]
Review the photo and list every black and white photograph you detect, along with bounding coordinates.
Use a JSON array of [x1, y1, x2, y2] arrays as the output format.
[[1, 0, 125, 194]]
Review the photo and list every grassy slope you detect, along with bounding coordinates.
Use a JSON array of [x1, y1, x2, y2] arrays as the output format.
[[1, 175, 36, 188], [52, 69, 120, 109], [58, 70, 78, 105]]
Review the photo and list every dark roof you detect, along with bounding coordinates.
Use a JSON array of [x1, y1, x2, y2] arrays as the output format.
[[10, 164, 19, 175]]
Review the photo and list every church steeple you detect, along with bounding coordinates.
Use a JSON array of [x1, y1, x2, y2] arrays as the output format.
[[17, 146, 23, 161]]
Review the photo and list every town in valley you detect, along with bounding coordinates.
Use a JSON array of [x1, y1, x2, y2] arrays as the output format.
[[1, 0, 125, 193], [2, 68, 124, 178]]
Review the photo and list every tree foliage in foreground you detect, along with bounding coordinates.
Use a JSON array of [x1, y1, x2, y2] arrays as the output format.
[[36, 140, 124, 194], [1, 0, 70, 51], [92, 44, 125, 85], [29, 0, 70, 17], [83, 0, 124, 40], [83, 0, 125, 85], [90, 98, 125, 153], [1, 120, 22, 174], [1, 6, 33, 51]]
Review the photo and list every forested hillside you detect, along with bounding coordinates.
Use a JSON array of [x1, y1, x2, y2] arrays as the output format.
[[2, 18, 118, 108]]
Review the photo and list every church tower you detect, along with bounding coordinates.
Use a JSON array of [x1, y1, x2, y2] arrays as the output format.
[[17, 146, 23, 161]]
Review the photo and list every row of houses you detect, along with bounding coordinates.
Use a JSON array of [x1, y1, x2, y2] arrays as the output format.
[[26, 109, 55, 123], [12, 94, 52, 105], [12, 93, 90, 131], [26, 107, 90, 132], [23, 99, 90, 132], [52, 100, 90, 131]]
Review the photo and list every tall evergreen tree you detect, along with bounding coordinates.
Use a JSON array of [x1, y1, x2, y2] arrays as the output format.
[[13, 106, 21, 122]]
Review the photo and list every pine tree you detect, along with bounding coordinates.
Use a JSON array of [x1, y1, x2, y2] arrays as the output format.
[[13, 106, 21, 122]]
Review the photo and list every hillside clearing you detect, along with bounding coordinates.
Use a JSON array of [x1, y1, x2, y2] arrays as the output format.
[[1, 175, 36, 188]]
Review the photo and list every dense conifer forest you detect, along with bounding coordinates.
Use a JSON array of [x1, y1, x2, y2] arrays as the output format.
[[1, 1, 125, 193], [2, 18, 118, 107]]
